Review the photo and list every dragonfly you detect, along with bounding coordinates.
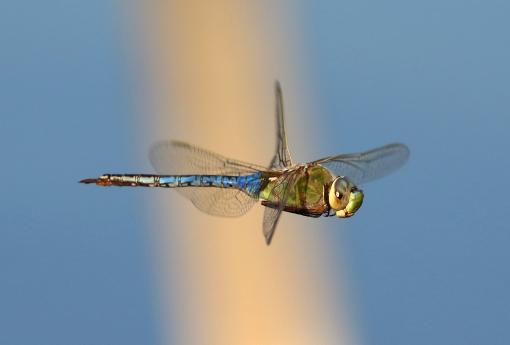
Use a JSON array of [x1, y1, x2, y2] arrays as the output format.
[[81, 82, 409, 245]]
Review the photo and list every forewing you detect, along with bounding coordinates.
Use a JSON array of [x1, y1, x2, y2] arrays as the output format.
[[262, 208, 280, 245], [315, 143, 410, 185], [150, 140, 266, 175], [149, 140, 264, 217], [269, 81, 293, 169], [262, 172, 298, 245]]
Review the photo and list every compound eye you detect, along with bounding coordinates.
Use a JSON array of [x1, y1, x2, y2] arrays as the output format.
[[329, 177, 349, 211]]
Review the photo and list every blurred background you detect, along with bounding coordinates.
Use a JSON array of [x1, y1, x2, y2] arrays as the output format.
[[1, 1, 509, 344]]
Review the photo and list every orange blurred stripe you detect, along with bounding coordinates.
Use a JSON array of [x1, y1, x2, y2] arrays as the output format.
[[135, 1, 359, 344]]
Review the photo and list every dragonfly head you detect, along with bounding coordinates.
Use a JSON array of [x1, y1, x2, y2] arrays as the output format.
[[328, 177, 364, 218]]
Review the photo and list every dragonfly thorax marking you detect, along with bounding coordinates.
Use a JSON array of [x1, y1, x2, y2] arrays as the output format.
[[259, 165, 335, 217]]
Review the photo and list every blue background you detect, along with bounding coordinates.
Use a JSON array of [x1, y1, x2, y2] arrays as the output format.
[[1, 1, 509, 344], [303, 1, 510, 344], [0, 2, 160, 344]]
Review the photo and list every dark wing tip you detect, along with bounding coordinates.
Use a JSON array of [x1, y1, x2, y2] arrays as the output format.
[[274, 80, 282, 94], [389, 142, 411, 164], [265, 232, 273, 246], [401, 143, 411, 159]]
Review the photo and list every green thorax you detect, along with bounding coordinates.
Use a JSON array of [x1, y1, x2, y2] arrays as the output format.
[[259, 165, 334, 217]]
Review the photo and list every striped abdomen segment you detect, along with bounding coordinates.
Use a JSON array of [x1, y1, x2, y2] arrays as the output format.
[[80, 173, 262, 195]]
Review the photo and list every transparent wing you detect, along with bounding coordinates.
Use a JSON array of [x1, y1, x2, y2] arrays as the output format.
[[314, 143, 410, 185], [177, 188, 256, 217], [149, 140, 265, 217], [262, 172, 298, 245], [263, 207, 281, 245], [150, 140, 267, 175], [269, 81, 293, 169]]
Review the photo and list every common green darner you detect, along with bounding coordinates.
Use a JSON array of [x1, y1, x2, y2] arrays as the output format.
[[81, 82, 409, 245]]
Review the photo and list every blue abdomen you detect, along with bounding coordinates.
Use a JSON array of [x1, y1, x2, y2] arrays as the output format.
[[158, 172, 262, 196]]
